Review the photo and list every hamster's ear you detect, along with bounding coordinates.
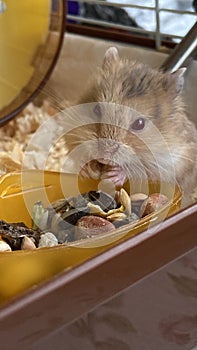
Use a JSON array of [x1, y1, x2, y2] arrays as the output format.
[[171, 67, 187, 94], [102, 47, 120, 69]]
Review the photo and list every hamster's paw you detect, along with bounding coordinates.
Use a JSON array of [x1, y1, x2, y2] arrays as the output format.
[[101, 165, 127, 186], [80, 160, 102, 180]]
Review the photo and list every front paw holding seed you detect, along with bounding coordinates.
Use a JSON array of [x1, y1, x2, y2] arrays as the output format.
[[80, 160, 103, 180], [101, 165, 127, 186]]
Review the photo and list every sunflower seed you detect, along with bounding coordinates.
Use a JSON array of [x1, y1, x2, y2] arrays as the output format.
[[21, 236, 36, 250], [107, 212, 127, 221], [119, 188, 132, 215], [87, 202, 107, 217]]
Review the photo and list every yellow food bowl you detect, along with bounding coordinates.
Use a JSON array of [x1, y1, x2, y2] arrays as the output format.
[[0, 170, 182, 305]]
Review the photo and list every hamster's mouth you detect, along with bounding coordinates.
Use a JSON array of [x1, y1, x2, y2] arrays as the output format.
[[97, 159, 127, 186], [97, 158, 116, 166], [80, 159, 127, 186]]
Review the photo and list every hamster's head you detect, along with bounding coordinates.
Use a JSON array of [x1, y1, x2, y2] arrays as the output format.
[[72, 47, 191, 187], [80, 46, 186, 117]]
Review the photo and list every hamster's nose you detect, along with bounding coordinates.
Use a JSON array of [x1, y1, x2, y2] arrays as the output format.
[[98, 139, 120, 155]]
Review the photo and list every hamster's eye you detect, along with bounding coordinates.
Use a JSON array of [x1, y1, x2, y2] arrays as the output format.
[[131, 117, 145, 131], [93, 103, 102, 119]]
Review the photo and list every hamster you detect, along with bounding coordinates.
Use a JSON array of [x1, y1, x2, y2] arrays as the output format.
[[65, 47, 197, 206]]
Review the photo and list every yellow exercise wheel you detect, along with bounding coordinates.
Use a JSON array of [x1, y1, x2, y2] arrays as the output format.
[[0, 0, 66, 125]]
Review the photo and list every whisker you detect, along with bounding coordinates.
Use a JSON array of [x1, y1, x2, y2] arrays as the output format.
[[171, 153, 195, 163]]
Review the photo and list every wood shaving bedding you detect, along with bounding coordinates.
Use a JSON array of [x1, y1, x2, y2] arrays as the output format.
[[0, 102, 69, 174]]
